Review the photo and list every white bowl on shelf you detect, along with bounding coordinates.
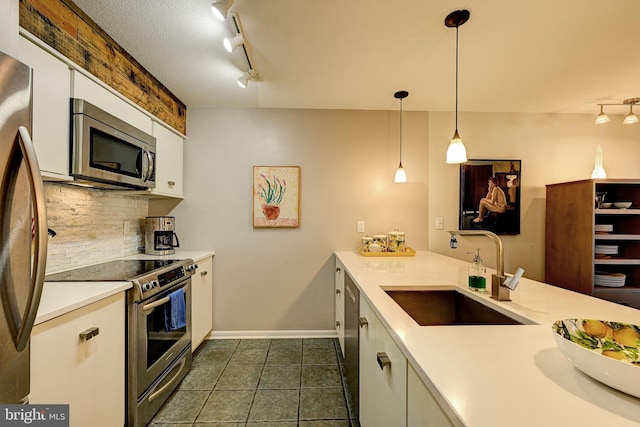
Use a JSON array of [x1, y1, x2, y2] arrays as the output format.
[[552, 319, 640, 398], [599, 202, 612, 208], [614, 201, 632, 209]]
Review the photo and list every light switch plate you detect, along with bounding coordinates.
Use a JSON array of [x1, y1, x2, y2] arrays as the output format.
[[435, 217, 444, 230], [357, 221, 365, 233]]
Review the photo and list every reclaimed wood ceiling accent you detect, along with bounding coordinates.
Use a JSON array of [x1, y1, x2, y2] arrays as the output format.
[[19, 0, 187, 135]]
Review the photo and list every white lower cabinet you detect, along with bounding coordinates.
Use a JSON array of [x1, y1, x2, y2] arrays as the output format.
[[191, 255, 214, 351], [407, 364, 455, 427], [30, 293, 125, 427], [359, 296, 407, 427], [335, 258, 345, 356]]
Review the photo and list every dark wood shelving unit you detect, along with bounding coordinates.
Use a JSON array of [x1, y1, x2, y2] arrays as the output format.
[[545, 179, 640, 309]]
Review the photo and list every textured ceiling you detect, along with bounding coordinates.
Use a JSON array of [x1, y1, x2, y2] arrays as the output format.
[[70, 0, 640, 115]]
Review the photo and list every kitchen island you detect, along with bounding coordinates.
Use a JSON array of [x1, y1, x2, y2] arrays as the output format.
[[335, 250, 640, 427]]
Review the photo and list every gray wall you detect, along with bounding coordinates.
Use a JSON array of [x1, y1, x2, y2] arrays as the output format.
[[164, 107, 430, 334]]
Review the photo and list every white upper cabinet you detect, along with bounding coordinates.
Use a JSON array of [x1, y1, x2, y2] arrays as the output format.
[[18, 35, 71, 180], [151, 121, 184, 198], [71, 70, 152, 135]]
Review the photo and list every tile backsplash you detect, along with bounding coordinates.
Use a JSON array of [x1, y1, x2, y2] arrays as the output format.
[[44, 183, 148, 273]]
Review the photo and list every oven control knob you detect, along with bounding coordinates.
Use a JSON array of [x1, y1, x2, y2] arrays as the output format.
[[186, 263, 198, 272], [142, 282, 152, 291], [151, 279, 159, 288]]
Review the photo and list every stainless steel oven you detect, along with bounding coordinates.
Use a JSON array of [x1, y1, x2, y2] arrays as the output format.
[[45, 258, 197, 427]]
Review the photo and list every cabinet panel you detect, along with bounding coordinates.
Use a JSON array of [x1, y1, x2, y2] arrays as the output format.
[[30, 293, 125, 427], [407, 364, 455, 427], [335, 259, 345, 356], [18, 36, 71, 179], [71, 70, 152, 134], [359, 296, 407, 427], [152, 121, 184, 197], [192, 256, 213, 351]]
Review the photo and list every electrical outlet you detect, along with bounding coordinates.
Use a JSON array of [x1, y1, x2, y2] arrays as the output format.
[[123, 220, 131, 235], [435, 217, 444, 230], [357, 221, 365, 233]]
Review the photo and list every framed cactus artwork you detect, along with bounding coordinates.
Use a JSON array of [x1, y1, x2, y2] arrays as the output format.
[[253, 166, 301, 228]]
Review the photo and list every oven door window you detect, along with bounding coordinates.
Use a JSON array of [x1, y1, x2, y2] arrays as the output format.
[[144, 291, 188, 369], [90, 128, 143, 178]]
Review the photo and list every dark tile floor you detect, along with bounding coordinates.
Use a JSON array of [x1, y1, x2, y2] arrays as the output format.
[[149, 338, 357, 427]]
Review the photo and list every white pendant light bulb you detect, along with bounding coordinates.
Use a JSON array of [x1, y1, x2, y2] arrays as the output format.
[[394, 90, 409, 183], [444, 10, 470, 164]]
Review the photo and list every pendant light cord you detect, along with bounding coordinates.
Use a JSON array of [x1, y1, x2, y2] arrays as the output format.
[[455, 25, 459, 130], [399, 97, 403, 163]]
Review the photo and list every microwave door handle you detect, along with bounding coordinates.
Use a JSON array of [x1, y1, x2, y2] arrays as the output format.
[[141, 148, 154, 182], [11, 127, 48, 351]]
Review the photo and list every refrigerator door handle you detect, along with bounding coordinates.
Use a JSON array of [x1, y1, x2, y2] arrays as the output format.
[[12, 126, 47, 351]]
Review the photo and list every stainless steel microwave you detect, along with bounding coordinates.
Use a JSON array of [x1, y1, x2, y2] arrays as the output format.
[[71, 98, 156, 189]]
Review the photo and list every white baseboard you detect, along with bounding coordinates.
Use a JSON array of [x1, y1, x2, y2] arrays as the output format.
[[208, 330, 338, 340]]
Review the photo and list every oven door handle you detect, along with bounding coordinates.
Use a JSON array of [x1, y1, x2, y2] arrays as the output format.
[[147, 355, 187, 403], [142, 295, 170, 312]]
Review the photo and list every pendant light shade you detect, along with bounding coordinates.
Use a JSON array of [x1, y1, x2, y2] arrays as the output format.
[[623, 103, 639, 125], [595, 105, 610, 124], [394, 90, 409, 183], [445, 10, 470, 164]]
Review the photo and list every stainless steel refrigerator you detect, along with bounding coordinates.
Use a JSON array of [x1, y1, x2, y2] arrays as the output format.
[[0, 50, 48, 404]]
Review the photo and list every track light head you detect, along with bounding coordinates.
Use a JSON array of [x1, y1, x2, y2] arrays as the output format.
[[223, 34, 244, 53], [211, 0, 234, 21], [237, 72, 251, 88]]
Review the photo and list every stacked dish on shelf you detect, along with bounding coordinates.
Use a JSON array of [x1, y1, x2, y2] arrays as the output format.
[[594, 224, 613, 234], [594, 271, 626, 287], [594, 244, 618, 257]]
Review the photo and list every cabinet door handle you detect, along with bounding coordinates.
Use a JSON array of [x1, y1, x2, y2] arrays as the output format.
[[79, 327, 100, 341], [200, 270, 208, 276], [335, 321, 341, 328], [336, 267, 341, 272], [335, 289, 341, 295], [167, 180, 176, 187], [359, 317, 369, 328], [377, 352, 391, 370]]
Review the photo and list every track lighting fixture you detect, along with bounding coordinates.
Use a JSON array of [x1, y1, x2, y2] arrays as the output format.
[[237, 72, 251, 88], [595, 98, 640, 125], [445, 9, 470, 164], [394, 90, 409, 183], [211, 0, 234, 21], [223, 34, 244, 53]]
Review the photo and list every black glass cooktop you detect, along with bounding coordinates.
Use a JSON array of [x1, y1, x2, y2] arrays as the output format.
[[45, 259, 183, 282]]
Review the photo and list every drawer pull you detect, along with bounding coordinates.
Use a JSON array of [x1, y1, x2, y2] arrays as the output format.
[[200, 270, 208, 276], [79, 327, 100, 341], [167, 180, 176, 187], [359, 317, 369, 328], [377, 352, 391, 370]]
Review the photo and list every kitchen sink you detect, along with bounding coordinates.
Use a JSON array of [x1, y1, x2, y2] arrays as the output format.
[[384, 289, 526, 326]]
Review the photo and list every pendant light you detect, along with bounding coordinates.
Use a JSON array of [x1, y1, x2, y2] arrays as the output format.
[[394, 90, 409, 183], [595, 105, 610, 124], [445, 10, 470, 164], [623, 98, 639, 125]]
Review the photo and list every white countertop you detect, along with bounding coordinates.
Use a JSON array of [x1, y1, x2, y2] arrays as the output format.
[[335, 250, 640, 427], [37, 250, 215, 325]]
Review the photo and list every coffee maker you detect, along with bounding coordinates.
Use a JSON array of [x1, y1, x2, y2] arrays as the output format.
[[145, 216, 180, 255]]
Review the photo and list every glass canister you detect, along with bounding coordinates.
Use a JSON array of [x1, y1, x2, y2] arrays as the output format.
[[372, 234, 388, 252], [388, 230, 406, 252], [360, 236, 373, 252]]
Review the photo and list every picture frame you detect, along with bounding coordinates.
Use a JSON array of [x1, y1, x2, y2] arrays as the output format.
[[253, 166, 301, 228], [459, 159, 521, 235]]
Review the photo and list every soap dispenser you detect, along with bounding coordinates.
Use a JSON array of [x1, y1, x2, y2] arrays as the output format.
[[468, 248, 487, 291]]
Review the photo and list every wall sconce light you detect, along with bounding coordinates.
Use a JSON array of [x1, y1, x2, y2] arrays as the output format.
[[211, 0, 235, 21], [394, 90, 409, 183], [595, 98, 639, 125], [445, 9, 470, 164]]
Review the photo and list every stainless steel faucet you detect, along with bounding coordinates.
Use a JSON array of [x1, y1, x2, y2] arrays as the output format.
[[448, 230, 512, 301]]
